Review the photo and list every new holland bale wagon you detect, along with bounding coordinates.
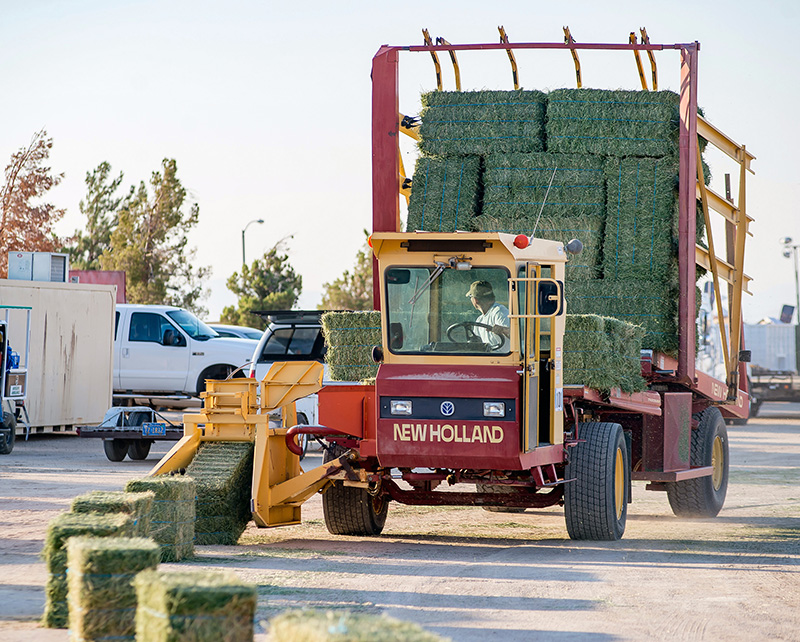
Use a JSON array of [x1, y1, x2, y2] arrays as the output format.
[[150, 32, 753, 541]]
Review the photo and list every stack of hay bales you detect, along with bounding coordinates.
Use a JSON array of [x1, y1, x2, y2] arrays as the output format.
[[321, 311, 382, 382], [42, 512, 134, 628], [186, 442, 254, 545], [67, 536, 159, 642], [134, 569, 257, 642], [125, 476, 196, 562], [71, 490, 155, 537], [270, 609, 448, 642]]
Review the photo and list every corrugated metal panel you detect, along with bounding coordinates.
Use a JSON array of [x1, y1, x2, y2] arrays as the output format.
[[743, 323, 797, 373]]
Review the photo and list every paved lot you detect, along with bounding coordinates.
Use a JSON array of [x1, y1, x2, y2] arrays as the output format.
[[1, 403, 798, 640]]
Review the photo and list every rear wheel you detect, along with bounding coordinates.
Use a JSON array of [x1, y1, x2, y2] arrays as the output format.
[[564, 422, 628, 541], [666, 407, 729, 517], [103, 439, 129, 462], [128, 440, 152, 460], [322, 443, 388, 536], [476, 483, 527, 513], [0, 411, 16, 455]]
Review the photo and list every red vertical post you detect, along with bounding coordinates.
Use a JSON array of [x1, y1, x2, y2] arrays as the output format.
[[677, 43, 699, 384], [371, 46, 400, 310]]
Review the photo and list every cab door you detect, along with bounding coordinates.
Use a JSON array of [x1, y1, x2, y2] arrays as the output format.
[[521, 262, 540, 452]]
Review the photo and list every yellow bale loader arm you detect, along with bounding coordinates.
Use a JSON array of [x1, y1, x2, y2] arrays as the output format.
[[148, 361, 352, 528]]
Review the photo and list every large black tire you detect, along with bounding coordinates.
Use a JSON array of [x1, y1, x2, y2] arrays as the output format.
[[564, 422, 629, 541], [666, 407, 729, 517], [322, 443, 388, 536], [103, 439, 129, 462], [0, 411, 16, 455], [128, 440, 152, 460], [476, 483, 527, 513]]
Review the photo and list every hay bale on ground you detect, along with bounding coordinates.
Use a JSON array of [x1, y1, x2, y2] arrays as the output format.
[[186, 443, 254, 545], [546, 89, 679, 157], [67, 536, 159, 642], [602, 156, 680, 282], [406, 156, 482, 232], [482, 152, 606, 220], [418, 90, 546, 157], [71, 490, 155, 537], [321, 311, 381, 382], [135, 569, 257, 642], [125, 476, 196, 562], [270, 609, 449, 642], [563, 315, 645, 393], [42, 512, 134, 628]]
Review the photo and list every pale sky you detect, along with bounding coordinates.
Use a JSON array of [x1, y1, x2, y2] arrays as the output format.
[[1, 0, 798, 323]]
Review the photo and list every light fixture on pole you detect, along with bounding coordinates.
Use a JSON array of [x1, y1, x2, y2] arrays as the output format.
[[782, 236, 800, 324], [242, 219, 265, 267]]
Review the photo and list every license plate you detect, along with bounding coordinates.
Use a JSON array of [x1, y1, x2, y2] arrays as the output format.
[[142, 422, 167, 437], [9, 385, 22, 396]]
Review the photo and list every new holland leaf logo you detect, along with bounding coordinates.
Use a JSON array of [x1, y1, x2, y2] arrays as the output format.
[[440, 401, 455, 417]]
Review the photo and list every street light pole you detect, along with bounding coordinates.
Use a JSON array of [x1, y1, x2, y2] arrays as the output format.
[[782, 237, 800, 324], [242, 219, 265, 267]]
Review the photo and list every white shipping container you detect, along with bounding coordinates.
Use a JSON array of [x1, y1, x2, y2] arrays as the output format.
[[743, 323, 798, 373], [0, 279, 115, 431]]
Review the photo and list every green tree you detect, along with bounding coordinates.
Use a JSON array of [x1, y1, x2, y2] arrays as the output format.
[[0, 129, 65, 278], [221, 242, 302, 327], [100, 158, 210, 315], [319, 230, 373, 310], [68, 162, 124, 270]]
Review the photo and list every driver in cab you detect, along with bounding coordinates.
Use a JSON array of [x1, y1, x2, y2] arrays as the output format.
[[466, 280, 510, 351]]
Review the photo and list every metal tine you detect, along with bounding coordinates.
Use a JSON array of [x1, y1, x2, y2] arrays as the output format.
[[563, 26, 582, 88], [498, 26, 519, 90], [422, 28, 442, 90], [640, 27, 658, 90], [436, 36, 461, 91]]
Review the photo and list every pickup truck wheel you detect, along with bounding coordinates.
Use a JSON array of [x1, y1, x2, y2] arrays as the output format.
[[195, 365, 245, 397], [666, 407, 728, 517], [128, 440, 152, 460], [103, 438, 129, 462], [322, 443, 388, 536], [564, 422, 629, 541], [0, 411, 16, 455]]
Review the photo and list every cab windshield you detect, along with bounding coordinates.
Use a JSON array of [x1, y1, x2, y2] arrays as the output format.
[[166, 309, 219, 341], [385, 266, 511, 355]]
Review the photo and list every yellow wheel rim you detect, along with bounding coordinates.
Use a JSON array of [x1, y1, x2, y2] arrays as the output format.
[[614, 446, 624, 520], [711, 435, 724, 491]]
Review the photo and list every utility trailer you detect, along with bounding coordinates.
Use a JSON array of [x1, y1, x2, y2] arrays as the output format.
[[77, 407, 183, 462], [149, 34, 753, 541]]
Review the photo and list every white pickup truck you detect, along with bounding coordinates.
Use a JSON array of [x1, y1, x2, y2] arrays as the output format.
[[114, 304, 258, 401]]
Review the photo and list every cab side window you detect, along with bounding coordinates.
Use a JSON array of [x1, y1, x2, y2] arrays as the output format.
[[129, 312, 186, 346]]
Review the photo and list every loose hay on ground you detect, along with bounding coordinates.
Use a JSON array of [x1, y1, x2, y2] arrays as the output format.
[[42, 512, 134, 629], [125, 476, 196, 562], [67, 536, 159, 642], [270, 609, 449, 642], [418, 89, 546, 157], [321, 311, 381, 382], [186, 443, 254, 545], [406, 155, 482, 232], [70, 490, 155, 537], [135, 569, 257, 642], [546, 88, 680, 157]]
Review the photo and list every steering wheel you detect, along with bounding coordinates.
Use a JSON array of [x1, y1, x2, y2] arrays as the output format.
[[446, 321, 504, 350]]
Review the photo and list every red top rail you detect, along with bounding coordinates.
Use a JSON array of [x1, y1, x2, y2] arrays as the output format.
[[371, 40, 699, 384]]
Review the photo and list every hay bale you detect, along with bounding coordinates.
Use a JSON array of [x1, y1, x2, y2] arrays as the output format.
[[482, 152, 606, 220], [270, 609, 449, 642], [67, 536, 159, 642], [135, 569, 256, 642], [125, 476, 196, 562], [602, 156, 679, 282], [418, 90, 546, 157], [186, 443, 254, 545], [42, 512, 134, 629], [546, 89, 680, 157], [71, 490, 155, 537], [563, 315, 645, 393], [321, 311, 381, 381], [406, 156, 482, 232]]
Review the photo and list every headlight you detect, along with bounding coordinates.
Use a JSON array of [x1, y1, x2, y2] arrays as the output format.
[[390, 400, 413, 415], [483, 401, 505, 418]]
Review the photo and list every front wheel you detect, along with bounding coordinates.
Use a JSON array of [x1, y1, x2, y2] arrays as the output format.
[[666, 407, 729, 517], [0, 411, 16, 455], [322, 443, 388, 536], [564, 422, 629, 541]]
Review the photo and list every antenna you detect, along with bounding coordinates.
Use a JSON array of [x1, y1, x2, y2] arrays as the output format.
[[530, 166, 558, 241]]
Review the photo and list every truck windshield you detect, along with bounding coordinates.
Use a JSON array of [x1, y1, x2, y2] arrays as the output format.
[[385, 266, 511, 355], [166, 310, 219, 341]]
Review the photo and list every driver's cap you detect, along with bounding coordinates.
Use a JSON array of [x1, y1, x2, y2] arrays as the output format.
[[466, 281, 493, 298]]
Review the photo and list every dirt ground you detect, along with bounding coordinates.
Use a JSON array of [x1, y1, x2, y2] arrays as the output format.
[[1, 403, 798, 641]]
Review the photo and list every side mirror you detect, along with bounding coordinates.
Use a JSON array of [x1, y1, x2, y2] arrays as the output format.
[[389, 323, 404, 350], [537, 280, 564, 316], [162, 329, 175, 346], [371, 345, 384, 363]]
